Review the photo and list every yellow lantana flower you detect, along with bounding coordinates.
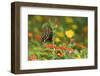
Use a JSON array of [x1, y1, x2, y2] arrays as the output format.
[[65, 17, 73, 24], [55, 38, 61, 42], [56, 32, 64, 37], [72, 24, 78, 30], [65, 30, 74, 38]]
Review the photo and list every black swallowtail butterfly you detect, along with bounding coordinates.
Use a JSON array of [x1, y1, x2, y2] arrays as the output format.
[[41, 26, 53, 43]]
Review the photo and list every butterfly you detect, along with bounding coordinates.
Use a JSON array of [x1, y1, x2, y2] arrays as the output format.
[[41, 26, 53, 43]]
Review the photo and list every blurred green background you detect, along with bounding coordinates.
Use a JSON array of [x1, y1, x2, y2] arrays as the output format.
[[28, 15, 88, 61]]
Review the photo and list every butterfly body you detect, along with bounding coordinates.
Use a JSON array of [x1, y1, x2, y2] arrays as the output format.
[[41, 26, 53, 43]]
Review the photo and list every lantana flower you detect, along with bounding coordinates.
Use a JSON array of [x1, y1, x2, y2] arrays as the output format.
[[55, 38, 61, 42], [65, 30, 75, 38], [56, 32, 64, 37], [28, 32, 32, 38], [65, 17, 73, 24]]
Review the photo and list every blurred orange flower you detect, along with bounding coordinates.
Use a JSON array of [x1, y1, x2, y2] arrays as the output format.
[[57, 52, 63, 57], [44, 44, 56, 49], [82, 26, 88, 33], [28, 32, 32, 38], [28, 55, 37, 61], [34, 35, 41, 41]]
